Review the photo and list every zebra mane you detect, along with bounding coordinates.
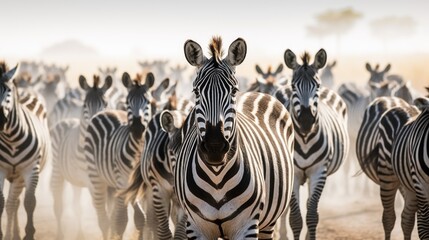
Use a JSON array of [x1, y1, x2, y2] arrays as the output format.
[[135, 73, 143, 85], [0, 61, 8, 75], [93, 75, 101, 88], [209, 36, 224, 62], [301, 52, 311, 66]]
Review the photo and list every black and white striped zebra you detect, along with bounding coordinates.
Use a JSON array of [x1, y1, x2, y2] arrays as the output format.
[[48, 87, 85, 126], [84, 72, 156, 239], [0, 62, 51, 239], [356, 96, 418, 239], [122, 92, 193, 240], [49, 75, 112, 240], [247, 64, 286, 94], [169, 37, 294, 239], [391, 97, 429, 239], [274, 49, 349, 240]]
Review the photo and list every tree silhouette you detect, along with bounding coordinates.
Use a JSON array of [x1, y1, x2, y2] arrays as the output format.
[[370, 16, 416, 54], [308, 7, 362, 55]]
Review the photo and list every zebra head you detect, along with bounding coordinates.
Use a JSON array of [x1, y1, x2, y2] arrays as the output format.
[[79, 75, 112, 122], [284, 49, 327, 135], [122, 72, 156, 130], [255, 64, 284, 94], [0, 63, 19, 130], [366, 63, 391, 84], [184, 36, 246, 165]]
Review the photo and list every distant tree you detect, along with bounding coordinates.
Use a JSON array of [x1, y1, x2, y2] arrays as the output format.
[[309, 7, 362, 55], [370, 16, 416, 53]]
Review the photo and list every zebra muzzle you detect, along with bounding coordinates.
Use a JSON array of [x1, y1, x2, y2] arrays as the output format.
[[198, 121, 230, 165]]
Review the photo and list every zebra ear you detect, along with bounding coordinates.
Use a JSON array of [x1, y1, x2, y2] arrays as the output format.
[[226, 38, 247, 66], [383, 64, 391, 73], [79, 75, 90, 90], [102, 76, 113, 93], [365, 63, 372, 72], [3, 64, 19, 82], [160, 110, 177, 133], [255, 64, 264, 75], [284, 49, 297, 69], [275, 64, 284, 75], [145, 72, 155, 89], [122, 72, 133, 89], [313, 49, 327, 70], [184, 40, 204, 67], [414, 97, 429, 110]]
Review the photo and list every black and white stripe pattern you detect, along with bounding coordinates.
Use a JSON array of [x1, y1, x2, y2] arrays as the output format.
[[84, 72, 156, 240], [0, 63, 51, 239], [391, 98, 429, 239], [247, 64, 286, 94], [275, 49, 349, 240], [356, 96, 418, 239], [168, 37, 294, 239], [49, 75, 112, 240]]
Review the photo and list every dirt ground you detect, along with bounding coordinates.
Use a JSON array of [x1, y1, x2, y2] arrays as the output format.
[[1, 164, 420, 240]]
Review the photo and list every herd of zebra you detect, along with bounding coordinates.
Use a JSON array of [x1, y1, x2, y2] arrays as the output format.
[[0, 36, 428, 240]]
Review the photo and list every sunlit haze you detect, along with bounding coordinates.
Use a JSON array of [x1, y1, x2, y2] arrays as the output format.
[[1, 0, 428, 91]]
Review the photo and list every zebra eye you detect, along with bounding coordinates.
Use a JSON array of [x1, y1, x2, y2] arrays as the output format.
[[193, 88, 200, 97], [231, 87, 238, 95]]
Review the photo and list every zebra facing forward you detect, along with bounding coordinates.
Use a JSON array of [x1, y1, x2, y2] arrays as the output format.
[[0, 62, 51, 239], [356, 96, 419, 240], [275, 49, 349, 240], [84, 72, 156, 240], [169, 37, 294, 239], [392, 97, 429, 239], [50, 75, 112, 240]]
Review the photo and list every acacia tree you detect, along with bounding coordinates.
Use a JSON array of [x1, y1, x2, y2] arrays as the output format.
[[307, 7, 362, 55]]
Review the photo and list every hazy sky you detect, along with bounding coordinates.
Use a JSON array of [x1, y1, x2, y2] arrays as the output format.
[[1, 0, 428, 60]]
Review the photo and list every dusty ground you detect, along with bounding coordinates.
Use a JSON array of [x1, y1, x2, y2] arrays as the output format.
[[1, 164, 420, 240]]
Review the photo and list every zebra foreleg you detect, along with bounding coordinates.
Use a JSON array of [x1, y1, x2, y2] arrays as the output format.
[[305, 167, 327, 240], [132, 203, 144, 240], [289, 171, 304, 240], [0, 176, 5, 240], [152, 185, 173, 240], [111, 195, 128, 239], [89, 182, 110, 240], [172, 197, 187, 240], [23, 169, 40, 240], [416, 194, 429, 239], [72, 186, 84, 240], [400, 188, 417, 240], [6, 178, 25, 240], [50, 164, 65, 240]]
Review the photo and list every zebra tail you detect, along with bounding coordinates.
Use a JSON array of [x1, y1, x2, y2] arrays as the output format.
[[117, 160, 145, 204], [354, 146, 379, 177]]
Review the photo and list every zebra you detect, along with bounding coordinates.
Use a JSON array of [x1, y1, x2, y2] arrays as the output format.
[[0, 62, 51, 239], [48, 87, 85, 126], [391, 97, 429, 239], [167, 36, 294, 239], [274, 49, 349, 240], [247, 64, 286, 94], [356, 96, 419, 239], [84, 72, 156, 240], [98, 66, 128, 110], [337, 63, 400, 196], [122, 89, 193, 240], [49, 74, 112, 240]]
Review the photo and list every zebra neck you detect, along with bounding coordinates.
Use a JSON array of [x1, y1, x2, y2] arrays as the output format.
[[2, 100, 27, 136], [129, 119, 146, 140]]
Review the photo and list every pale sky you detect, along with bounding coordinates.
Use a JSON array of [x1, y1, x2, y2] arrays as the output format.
[[1, 0, 428, 58], [1, 0, 429, 92]]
